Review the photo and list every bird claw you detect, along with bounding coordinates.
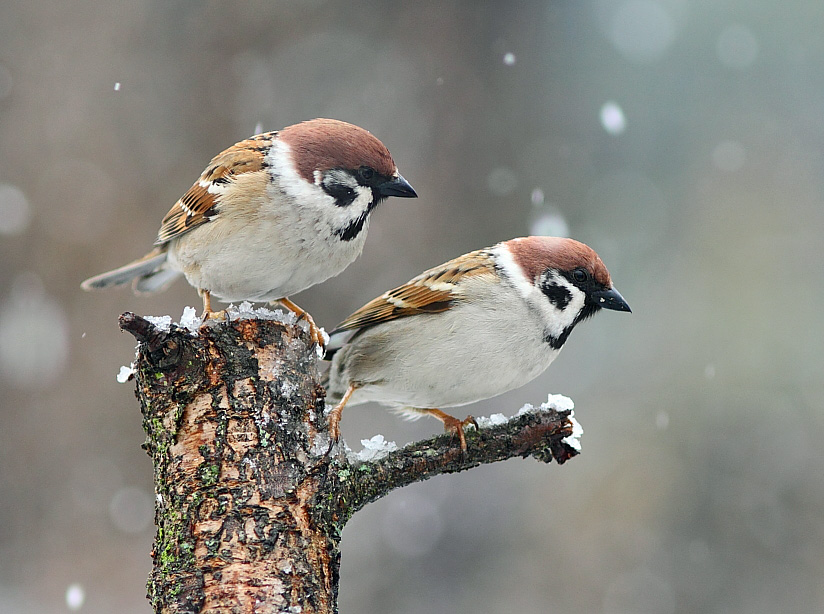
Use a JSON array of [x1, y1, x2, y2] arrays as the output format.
[[440, 414, 477, 453], [277, 298, 326, 349], [200, 309, 227, 325], [328, 413, 341, 443], [305, 318, 327, 348]]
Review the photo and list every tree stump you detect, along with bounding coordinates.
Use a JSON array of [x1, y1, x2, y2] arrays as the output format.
[[119, 309, 581, 614]]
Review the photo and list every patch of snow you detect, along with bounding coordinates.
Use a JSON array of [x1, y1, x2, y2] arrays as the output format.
[[476, 413, 509, 428], [144, 315, 171, 332], [562, 411, 583, 452], [310, 432, 333, 457], [279, 379, 297, 399], [320, 329, 329, 345], [518, 393, 575, 416], [116, 364, 135, 383], [544, 393, 575, 412], [169, 300, 311, 333], [179, 306, 200, 332], [351, 434, 398, 462], [231, 300, 260, 321], [225, 301, 298, 325]]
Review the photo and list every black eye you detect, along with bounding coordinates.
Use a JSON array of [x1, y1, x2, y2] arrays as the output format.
[[572, 268, 589, 283], [358, 166, 375, 182]]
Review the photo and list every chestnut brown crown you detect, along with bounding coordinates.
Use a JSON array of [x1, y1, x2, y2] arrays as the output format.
[[508, 236, 612, 287], [279, 118, 398, 182]]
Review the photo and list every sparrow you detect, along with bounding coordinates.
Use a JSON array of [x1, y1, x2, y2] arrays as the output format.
[[324, 236, 631, 450], [81, 118, 417, 343]]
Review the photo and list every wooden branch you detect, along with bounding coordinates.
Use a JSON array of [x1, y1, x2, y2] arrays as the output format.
[[119, 310, 580, 614], [336, 407, 580, 520]]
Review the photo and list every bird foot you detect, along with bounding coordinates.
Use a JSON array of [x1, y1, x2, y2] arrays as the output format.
[[431, 411, 478, 453], [277, 297, 326, 348], [298, 313, 327, 348], [326, 384, 358, 445], [201, 305, 226, 320], [198, 289, 227, 325], [199, 308, 228, 326]]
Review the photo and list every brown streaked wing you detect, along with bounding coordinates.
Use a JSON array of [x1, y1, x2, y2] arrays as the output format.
[[154, 132, 276, 245], [334, 249, 497, 332]]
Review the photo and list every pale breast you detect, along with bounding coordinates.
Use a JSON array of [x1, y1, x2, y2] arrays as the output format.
[[331, 281, 559, 409]]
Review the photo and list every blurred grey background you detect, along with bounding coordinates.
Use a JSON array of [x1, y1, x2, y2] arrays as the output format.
[[1, 1, 823, 613]]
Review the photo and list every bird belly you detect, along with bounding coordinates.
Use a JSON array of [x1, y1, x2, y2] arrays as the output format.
[[331, 300, 559, 410], [167, 206, 368, 303]]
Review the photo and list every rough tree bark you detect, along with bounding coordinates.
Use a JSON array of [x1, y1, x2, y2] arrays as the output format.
[[119, 310, 581, 614]]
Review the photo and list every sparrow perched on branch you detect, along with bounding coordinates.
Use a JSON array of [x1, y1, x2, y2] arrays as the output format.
[[81, 118, 417, 343], [324, 236, 631, 450]]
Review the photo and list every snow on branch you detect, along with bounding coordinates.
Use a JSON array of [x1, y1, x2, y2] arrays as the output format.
[[335, 396, 580, 518]]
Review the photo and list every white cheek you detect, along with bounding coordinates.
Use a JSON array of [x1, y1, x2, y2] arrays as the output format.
[[490, 243, 534, 300], [321, 185, 373, 230], [265, 140, 332, 208], [351, 185, 373, 211], [265, 142, 375, 232], [541, 278, 586, 338], [492, 244, 586, 338]]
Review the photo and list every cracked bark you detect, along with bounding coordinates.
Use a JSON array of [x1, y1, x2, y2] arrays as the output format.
[[119, 312, 580, 614]]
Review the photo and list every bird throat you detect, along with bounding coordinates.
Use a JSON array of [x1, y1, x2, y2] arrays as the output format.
[[543, 301, 599, 349], [333, 196, 381, 242]]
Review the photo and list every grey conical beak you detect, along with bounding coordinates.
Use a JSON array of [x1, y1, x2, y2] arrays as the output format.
[[378, 173, 417, 198], [591, 286, 631, 312]]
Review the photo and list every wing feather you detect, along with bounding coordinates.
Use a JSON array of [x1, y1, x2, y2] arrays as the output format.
[[333, 249, 497, 332], [154, 132, 276, 245]]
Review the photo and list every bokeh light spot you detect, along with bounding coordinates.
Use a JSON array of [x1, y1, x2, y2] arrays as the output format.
[[0, 273, 69, 389], [609, 0, 676, 64], [0, 184, 31, 235], [600, 101, 627, 135], [65, 584, 85, 611], [487, 167, 518, 196], [717, 24, 758, 69], [109, 486, 154, 534]]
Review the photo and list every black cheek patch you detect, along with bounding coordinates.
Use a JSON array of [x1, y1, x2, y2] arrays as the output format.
[[326, 185, 357, 208], [541, 282, 572, 310]]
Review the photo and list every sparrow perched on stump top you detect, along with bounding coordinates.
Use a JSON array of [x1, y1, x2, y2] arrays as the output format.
[[81, 118, 417, 344]]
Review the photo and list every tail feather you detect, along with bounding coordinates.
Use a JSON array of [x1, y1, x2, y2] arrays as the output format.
[[133, 268, 181, 294], [81, 248, 170, 292]]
